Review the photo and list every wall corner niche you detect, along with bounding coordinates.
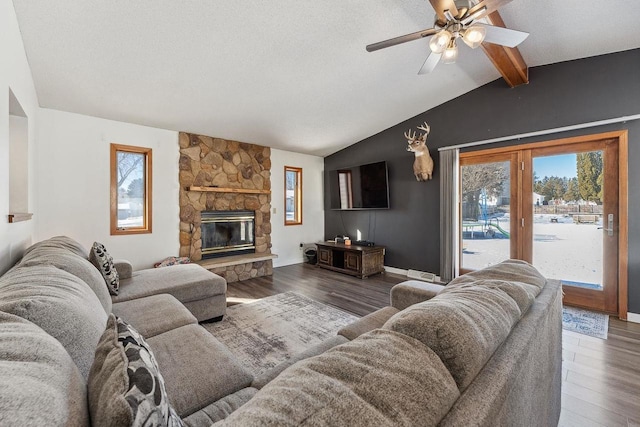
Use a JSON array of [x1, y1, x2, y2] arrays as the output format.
[[8, 89, 32, 223]]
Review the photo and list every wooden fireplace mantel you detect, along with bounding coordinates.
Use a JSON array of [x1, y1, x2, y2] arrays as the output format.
[[188, 186, 271, 195]]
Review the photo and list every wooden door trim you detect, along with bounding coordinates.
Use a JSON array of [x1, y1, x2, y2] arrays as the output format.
[[459, 131, 626, 158], [618, 132, 629, 320], [521, 150, 533, 261]]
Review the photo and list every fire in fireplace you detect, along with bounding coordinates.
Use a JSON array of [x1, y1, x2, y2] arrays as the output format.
[[201, 211, 255, 259]]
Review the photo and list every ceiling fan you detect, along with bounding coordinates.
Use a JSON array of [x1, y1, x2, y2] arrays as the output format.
[[366, 0, 529, 75]]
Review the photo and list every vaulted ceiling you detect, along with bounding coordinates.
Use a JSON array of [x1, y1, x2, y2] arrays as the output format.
[[12, 0, 640, 156]]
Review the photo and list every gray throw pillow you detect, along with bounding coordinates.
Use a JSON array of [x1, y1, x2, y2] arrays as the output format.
[[90, 242, 120, 295], [89, 314, 183, 427]]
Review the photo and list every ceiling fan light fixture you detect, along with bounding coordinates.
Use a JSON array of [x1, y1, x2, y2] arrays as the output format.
[[429, 30, 452, 54], [442, 40, 458, 64], [462, 25, 486, 49]]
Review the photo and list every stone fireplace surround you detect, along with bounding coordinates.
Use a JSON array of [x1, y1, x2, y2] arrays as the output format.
[[178, 132, 273, 282]]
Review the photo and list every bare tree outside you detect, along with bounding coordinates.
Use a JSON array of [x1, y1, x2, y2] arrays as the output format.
[[117, 152, 143, 188], [117, 151, 145, 227], [461, 163, 507, 220]]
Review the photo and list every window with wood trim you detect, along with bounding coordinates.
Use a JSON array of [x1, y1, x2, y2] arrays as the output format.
[[284, 166, 302, 226], [110, 144, 152, 235]]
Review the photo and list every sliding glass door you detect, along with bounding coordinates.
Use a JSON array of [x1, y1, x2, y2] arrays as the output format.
[[458, 132, 626, 314]]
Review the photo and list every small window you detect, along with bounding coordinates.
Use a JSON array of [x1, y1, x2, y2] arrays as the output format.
[[110, 144, 152, 235], [284, 166, 302, 226]]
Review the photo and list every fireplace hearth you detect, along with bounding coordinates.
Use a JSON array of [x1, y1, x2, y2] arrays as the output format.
[[201, 211, 256, 259]]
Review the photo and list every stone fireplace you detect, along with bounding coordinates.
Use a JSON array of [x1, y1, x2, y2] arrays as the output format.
[[178, 132, 273, 282]]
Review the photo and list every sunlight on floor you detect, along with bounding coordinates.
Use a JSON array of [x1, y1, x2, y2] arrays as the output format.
[[226, 296, 259, 306]]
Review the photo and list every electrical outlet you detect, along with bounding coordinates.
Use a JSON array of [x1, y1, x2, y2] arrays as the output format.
[[272, 207, 276, 214]]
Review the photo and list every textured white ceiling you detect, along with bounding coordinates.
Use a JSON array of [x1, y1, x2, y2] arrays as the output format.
[[12, 0, 640, 156]]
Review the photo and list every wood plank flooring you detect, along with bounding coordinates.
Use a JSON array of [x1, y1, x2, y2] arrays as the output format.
[[228, 263, 640, 426]]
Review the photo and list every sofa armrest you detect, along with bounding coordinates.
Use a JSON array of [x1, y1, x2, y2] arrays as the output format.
[[391, 280, 445, 311], [113, 259, 133, 279]]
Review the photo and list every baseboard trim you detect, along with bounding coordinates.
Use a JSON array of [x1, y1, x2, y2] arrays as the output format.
[[384, 266, 407, 276], [627, 312, 640, 324]]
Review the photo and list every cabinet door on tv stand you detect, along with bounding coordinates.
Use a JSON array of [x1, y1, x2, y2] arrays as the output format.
[[344, 251, 361, 272], [362, 249, 385, 277], [318, 247, 332, 266]]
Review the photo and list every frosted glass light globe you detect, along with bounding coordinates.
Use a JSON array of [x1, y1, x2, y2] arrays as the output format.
[[429, 30, 452, 54]]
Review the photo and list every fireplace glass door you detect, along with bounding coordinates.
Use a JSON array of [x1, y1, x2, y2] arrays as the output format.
[[201, 211, 255, 258]]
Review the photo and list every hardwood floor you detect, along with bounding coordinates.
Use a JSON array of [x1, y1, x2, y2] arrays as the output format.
[[229, 263, 640, 426], [226, 262, 405, 317]]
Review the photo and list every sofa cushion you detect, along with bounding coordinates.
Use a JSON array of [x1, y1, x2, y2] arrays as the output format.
[[112, 264, 226, 304], [90, 242, 120, 295], [441, 278, 535, 316], [146, 324, 253, 417], [390, 280, 445, 310], [0, 312, 89, 426], [183, 388, 258, 427], [112, 294, 198, 338], [19, 248, 112, 314], [23, 235, 89, 259], [337, 306, 399, 340], [183, 295, 227, 322], [0, 265, 108, 380], [113, 259, 134, 279], [220, 329, 459, 426], [384, 285, 521, 391], [88, 314, 183, 427], [448, 259, 547, 295]]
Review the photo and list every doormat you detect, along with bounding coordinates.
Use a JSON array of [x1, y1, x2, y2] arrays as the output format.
[[202, 292, 358, 375], [562, 306, 609, 339]]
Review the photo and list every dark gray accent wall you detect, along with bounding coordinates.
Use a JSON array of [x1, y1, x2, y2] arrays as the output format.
[[324, 48, 640, 312]]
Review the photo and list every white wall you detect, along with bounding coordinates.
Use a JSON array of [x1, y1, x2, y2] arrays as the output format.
[[35, 109, 180, 270], [0, 0, 40, 274], [270, 148, 324, 267]]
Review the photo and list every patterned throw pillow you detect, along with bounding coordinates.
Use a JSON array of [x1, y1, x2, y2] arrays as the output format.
[[89, 314, 184, 427], [89, 242, 120, 295]]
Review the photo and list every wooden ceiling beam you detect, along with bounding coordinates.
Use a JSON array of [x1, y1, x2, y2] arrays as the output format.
[[480, 10, 529, 88]]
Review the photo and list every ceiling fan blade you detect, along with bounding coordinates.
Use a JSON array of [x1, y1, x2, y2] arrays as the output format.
[[366, 28, 437, 52], [477, 23, 529, 48], [418, 52, 442, 75], [463, 0, 513, 23], [428, 0, 459, 22]]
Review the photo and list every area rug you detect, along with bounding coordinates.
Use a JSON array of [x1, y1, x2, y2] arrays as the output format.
[[562, 306, 609, 339], [202, 292, 358, 375]]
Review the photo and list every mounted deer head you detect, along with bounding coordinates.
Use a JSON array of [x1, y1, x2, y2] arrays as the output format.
[[404, 121, 434, 181]]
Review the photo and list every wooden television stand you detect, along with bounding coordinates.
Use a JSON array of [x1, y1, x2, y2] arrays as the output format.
[[316, 242, 385, 279]]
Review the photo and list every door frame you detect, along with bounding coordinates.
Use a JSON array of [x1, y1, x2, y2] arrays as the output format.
[[459, 130, 628, 319]]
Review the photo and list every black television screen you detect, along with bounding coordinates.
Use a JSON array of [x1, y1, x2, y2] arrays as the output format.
[[329, 161, 390, 210]]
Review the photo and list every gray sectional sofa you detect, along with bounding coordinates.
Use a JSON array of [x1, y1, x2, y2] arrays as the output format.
[[0, 236, 562, 427], [218, 259, 563, 426]]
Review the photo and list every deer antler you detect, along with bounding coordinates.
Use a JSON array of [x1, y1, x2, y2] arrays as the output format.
[[417, 122, 430, 135], [404, 129, 417, 141]]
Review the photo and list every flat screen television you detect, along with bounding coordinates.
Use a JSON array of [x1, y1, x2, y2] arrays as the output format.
[[328, 161, 390, 210]]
